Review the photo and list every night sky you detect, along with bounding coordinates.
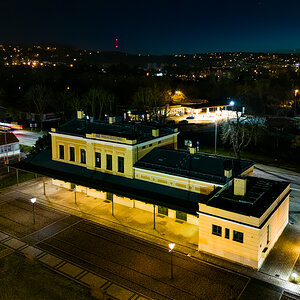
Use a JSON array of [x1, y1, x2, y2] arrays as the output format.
[[1, 0, 300, 54]]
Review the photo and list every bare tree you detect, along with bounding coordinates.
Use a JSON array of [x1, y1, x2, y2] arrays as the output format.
[[25, 85, 49, 130], [221, 112, 255, 159], [84, 88, 115, 120]]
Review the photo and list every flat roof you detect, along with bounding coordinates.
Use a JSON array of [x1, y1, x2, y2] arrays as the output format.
[[13, 150, 207, 215], [202, 177, 289, 218], [134, 148, 254, 185], [55, 118, 176, 144]]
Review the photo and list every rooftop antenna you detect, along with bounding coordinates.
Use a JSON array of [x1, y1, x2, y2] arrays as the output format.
[[114, 37, 119, 51]]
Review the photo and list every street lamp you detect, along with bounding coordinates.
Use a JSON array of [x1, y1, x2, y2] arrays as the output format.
[[294, 89, 299, 117], [30, 197, 36, 225], [168, 243, 175, 280], [292, 271, 298, 282], [229, 101, 235, 106]]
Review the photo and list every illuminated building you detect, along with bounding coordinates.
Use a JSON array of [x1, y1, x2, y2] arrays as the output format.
[[15, 111, 290, 269]]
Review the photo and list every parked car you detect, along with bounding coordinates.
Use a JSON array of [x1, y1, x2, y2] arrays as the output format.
[[186, 116, 194, 119]]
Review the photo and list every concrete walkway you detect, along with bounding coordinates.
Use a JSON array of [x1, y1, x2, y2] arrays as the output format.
[[4, 177, 300, 298]]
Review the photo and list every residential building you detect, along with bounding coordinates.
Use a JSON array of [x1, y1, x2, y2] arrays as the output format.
[[0, 132, 20, 161]]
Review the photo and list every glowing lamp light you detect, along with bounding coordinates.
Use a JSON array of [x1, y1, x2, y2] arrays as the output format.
[[229, 101, 235, 106], [30, 197, 36, 204], [292, 272, 298, 281], [169, 243, 175, 252]]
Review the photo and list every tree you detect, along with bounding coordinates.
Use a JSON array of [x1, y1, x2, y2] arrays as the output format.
[[84, 88, 115, 120], [25, 85, 50, 130], [30, 133, 51, 155], [221, 112, 255, 159], [132, 86, 171, 122]]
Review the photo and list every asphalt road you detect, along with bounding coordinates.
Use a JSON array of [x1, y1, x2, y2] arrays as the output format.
[[14, 130, 43, 147]]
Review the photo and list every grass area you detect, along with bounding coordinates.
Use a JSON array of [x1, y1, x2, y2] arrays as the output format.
[[19, 144, 32, 154], [0, 171, 37, 189], [0, 253, 96, 300], [195, 146, 300, 172]]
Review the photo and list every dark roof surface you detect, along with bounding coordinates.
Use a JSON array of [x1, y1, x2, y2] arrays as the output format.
[[0, 133, 19, 145], [55, 117, 176, 144], [13, 150, 207, 215], [134, 148, 254, 185], [202, 177, 289, 218]]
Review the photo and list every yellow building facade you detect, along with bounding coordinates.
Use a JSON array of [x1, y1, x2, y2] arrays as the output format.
[[21, 112, 289, 270]]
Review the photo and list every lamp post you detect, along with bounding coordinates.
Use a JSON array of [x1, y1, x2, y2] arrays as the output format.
[[30, 197, 36, 225], [294, 89, 299, 117], [214, 119, 218, 155], [168, 243, 175, 280], [292, 271, 298, 282]]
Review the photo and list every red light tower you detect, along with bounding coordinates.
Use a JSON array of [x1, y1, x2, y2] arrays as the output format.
[[114, 38, 119, 50]]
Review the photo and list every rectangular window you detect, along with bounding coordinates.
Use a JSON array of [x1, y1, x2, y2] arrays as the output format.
[[225, 228, 230, 239], [69, 147, 75, 161], [233, 230, 244, 243], [80, 149, 86, 164], [95, 152, 101, 168], [118, 156, 124, 173], [176, 211, 187, 221], [59, 145, 64, 159], [158, 206, 168, 216], [106, 154, 112, 170], [212, 225, 222, 236]]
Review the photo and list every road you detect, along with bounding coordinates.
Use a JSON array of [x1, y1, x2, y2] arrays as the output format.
[[14, 130, 43, 147]]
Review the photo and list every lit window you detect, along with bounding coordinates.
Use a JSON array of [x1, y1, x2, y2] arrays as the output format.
[[212, 225, 222, 236], [233, 230, 243, 243]]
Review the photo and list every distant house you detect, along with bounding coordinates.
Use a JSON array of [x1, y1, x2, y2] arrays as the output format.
[[0, 132, 20, 161]]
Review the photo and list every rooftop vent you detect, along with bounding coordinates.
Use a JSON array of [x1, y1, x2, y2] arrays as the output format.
[[152, 129, 159, 137], [190, 147, 196, 154], [77, 110, 84, 119], [109, 117, 116, 124], [224, 169, 232, 178], [234, 177, 247, 196]]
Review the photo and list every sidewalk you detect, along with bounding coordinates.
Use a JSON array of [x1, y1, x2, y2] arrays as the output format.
[[4, 177, 300, 297]]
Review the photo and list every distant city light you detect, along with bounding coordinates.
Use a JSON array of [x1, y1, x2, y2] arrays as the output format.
[[229, 101, 235, 106]]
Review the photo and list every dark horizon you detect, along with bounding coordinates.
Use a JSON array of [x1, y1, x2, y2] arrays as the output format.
[[1, 0, 300, 55]]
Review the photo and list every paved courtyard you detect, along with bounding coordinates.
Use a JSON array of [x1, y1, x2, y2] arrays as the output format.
[[2, 176, 300, 299]]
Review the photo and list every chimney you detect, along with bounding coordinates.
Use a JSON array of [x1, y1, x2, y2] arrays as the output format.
[[109, 116, 116, 124], [152, 129, 159, 137], [224, 168, 232, 178], [234, 177, 247, 196], [190, 147, 196, 154], [77, 110, 84, 119]]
